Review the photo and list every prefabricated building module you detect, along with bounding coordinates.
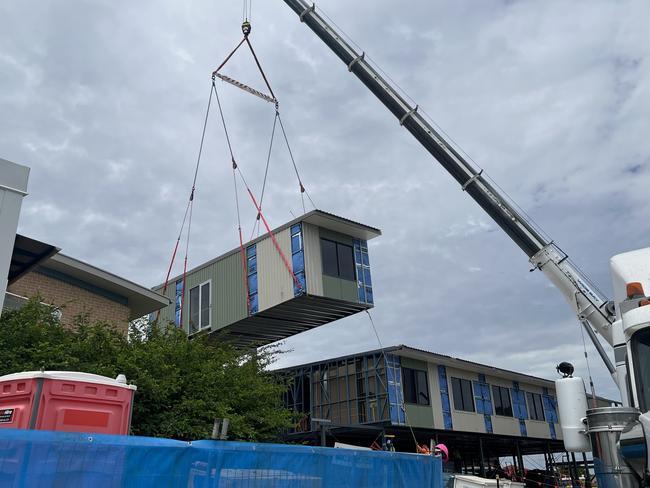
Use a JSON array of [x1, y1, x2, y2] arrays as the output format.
[[153, 210, 381, 347]]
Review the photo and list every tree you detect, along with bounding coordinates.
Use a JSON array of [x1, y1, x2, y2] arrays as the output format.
[[0, 299, 293, 442]]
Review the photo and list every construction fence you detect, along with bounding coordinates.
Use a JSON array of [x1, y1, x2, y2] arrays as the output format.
[[0, 428, 442, 487]]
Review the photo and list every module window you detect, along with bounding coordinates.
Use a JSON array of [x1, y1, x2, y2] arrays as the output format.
[[321, 238, 355, 281], [451, 377, 475, 412]]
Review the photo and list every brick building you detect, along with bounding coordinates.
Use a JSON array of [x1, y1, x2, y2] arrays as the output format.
[[4, 234, 169, 334]]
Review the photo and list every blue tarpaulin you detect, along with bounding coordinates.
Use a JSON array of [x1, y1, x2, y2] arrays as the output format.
[[0, 429, 442, 487]]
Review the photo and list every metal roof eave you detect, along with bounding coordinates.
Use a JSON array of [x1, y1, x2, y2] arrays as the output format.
[[8, 234, 60, 285], [45, 254, 170, 320], [273, 343, 616, 403], [154, 209, 381, 290]]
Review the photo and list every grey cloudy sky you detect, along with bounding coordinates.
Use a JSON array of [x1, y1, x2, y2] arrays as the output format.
[[2, 0, 649, 400]]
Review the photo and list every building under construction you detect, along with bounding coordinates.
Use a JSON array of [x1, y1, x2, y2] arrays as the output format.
[[279, 345, 617, 477], [153, 210, 380, 348]]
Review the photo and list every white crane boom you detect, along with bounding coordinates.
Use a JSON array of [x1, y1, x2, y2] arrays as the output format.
[[282, 0, 617, 363]]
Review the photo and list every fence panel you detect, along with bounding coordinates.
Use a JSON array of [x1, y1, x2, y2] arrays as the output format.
[[0, 429, 442, 488]]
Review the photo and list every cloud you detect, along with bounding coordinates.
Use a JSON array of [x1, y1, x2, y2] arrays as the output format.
[[2, 0, 650, 402]]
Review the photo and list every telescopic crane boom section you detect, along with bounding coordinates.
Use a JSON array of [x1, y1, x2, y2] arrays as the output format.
[[284, 0, 546, 258], [283, 1, 618, 356]]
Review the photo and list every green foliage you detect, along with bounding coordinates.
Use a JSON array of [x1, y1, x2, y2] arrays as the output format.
[[0, 299, 293, 442]]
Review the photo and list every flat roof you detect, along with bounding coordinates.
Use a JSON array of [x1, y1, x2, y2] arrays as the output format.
[[0, 158, 29, 194], [155, 209, 381, 289], [275, 343, 618, 403], [42, 253, 170, 320], [302, 210, 381, 241]]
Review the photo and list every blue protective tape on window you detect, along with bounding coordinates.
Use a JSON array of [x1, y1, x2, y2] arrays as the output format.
[[438, 365, 453, 430], [247, 244, 258, 314], [543, 395, 558, 423], [249, 293, 258, 314], [484, 415, 493, 434], [475, 376, 493, 433], [248, 273, 258, 294], [175, 279, 183, 326], [247, 254, 257, 275], [291, 224, 306, 297], [353, 238, 373, 305], [543, 393, 558, 438], [292, 252, 305, 274], [512, 382, 528, 420], [386, 354, 406, 426]]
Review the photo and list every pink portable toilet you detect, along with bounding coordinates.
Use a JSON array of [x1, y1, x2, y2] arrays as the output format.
[[0, 371, 136, 435]]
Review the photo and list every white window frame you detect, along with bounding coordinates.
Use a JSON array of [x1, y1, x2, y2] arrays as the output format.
[[188, 279, 212, 334]]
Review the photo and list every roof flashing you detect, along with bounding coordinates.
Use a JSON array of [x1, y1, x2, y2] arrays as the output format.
[[155, 209, 381, 288]]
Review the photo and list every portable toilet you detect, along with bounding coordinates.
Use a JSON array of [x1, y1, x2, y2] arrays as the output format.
[[153, 209, 381, 347], [0, 371, 136, 435]]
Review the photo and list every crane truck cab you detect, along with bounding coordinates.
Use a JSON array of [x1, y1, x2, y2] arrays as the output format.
[[556, 247, 650, 488], [611, 248, 650, 414]]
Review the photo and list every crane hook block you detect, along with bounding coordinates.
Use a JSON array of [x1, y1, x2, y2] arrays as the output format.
[[242, 21, 251, 36]]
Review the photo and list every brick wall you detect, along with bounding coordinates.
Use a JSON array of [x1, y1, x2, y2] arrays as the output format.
[[7, 271, 130, 335]]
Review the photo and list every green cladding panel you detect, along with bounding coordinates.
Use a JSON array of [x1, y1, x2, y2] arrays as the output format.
[[214, 252, 247, 330], [151, 250, 246, 333], [322, 275, 358, 302]]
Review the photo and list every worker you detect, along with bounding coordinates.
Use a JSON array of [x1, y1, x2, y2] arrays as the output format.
[[434, 443, 449, 462], [417, 444, 431, 455]]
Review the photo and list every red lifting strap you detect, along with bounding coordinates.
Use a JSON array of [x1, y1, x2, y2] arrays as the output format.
[[179, 255, 188, 326], [155, 238, 180, 322], [246, 188, 303, 292]]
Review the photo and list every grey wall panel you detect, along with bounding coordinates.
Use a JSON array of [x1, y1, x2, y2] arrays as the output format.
[[340, 279, 358, 302], [257, 228, 293, 312], [322, 275, 358, 302], [302, 223, 323, 297], [492, 416, 520, 437], [526, 420, 550, 439], [404, 404, 434, 428], [453, 411, 486, 433]]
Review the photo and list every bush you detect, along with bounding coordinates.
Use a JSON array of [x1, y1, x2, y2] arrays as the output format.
[[0, 299, 292, 441]]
